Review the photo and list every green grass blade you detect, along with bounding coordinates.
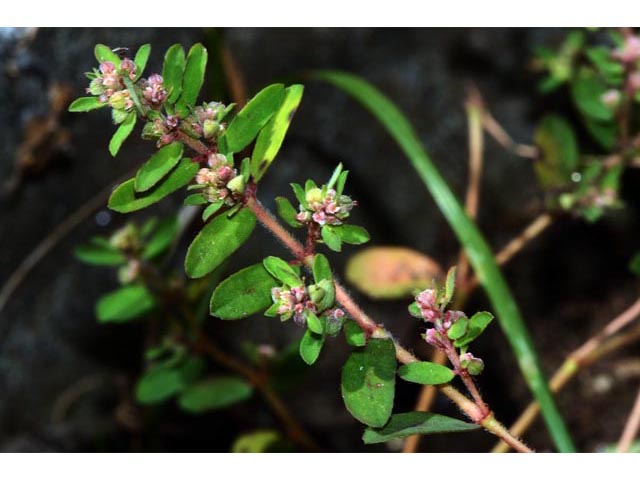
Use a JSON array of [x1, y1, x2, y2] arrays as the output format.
[[312, 70, 575, 452]]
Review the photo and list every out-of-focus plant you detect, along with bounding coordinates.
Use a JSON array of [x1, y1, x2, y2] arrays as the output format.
[[70, 43, 535, 452]]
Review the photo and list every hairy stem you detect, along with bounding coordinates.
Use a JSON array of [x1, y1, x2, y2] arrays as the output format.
[[244, 195, 532, 452]]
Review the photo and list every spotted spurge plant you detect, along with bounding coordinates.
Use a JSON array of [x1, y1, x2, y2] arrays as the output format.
[[70, 43, 533, 452]]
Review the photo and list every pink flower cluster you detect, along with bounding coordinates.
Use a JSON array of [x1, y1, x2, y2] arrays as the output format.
[[141, 74, 167, 106], [614, 35, 640, 64], [271, 285, 316, 325], [296, 188, 356, 227], [87, 61, 124, 103], [194, 153, 240, 205]]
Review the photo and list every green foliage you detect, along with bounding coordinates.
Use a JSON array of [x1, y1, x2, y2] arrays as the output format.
[[109, 158, 199, 213], [75, 237, 125, 266], [321, 225, 342, 252], [630, 252, 640, 276], [175, 43, 208, 115], [142, 216, 178, 259], [397, 362, 455, 385], [185, 207, 256, 279], [305, 311, 324, 335], [299, 329, 324, 365], [136, 367, 185, 405], [332, 224, 370, 245], [454, 311, 494, 348], [315, 70, 575, 452], [341, 338, 396, 428], [443, 266, 456, 306], [135, 142, 184, 192], [109, 112, 136, 157], [94, 44, 121, 66], [343, 320, 366, 347], [68, 97, 105, 112], [534, 115, 579, 189], [251, 84, 304, 182], [210, 264, 279, 320], [275, 196, 302, 228], [447, 317, 469, 340], [162, 44, 186, 104], [263, 256, 303, 287], [362, 412, 479, 444], [96, 285, 156, 323], [571, 68, 613, 122], [178, 376, 253, 413], [312, 253, 332, 283], [133, 44, 151, 80], [232, 430, 285, 453], [221, 84, 285, 154]]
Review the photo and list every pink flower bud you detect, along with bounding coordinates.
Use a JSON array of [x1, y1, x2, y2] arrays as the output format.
[[601, 89, 621, 108], [119, 58, 137, 80], [312, 211, 327, 225], [196, 168, 213, 185], [424, 328, 443, 348], [614, 35, 640, 63], [208, 153, 228, 168]]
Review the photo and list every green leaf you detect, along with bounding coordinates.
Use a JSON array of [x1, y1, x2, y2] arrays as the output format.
[[184, 193, 207, 206], [133, 44, 151, 80], [305, 311, 324, 335], [178, 376, 253, 413], [362, 412, 478, 444], [398, 362, 455, 385], [312, 253, 332, 283], [443, 265, 457, 306], [343, 320, 366, 347], [629, 252, 640, 277], [202, 200, 224, 221], [109, 158, 199, 213], [334, 224, 370, 245], [143, 216, 178, 259], [321, 225, 342, 252], [262, 256, 302, 287], [250, 84, 304, 182], [210, 264, 279, 320], [232, 430, 283, 453], [135, 367, 184, 405], [341, 338, 396, 427], [175, 43, 208, 114], [533, 115, 579, 188], [163, 44, 186, 104], [222, 84, 285, 153], [315, 70, 575, 452], [585, 46, 624, 84], [109, 112, 137, 157], [68, 97, 105, 112], [454, 311, 494, 348], [94, 44, 120, 66], [185, 207, 256, 279], [299, 329, 324, 365], [96, 285, 156, 323], [571, 68, 613, 122], [74, 238, 125, 266], [275, 196, 302, 228], [327, 163, 344, 190], [582, 116, 618, 150], [134, 142, 184, 192], [448, 317, 468, 340]]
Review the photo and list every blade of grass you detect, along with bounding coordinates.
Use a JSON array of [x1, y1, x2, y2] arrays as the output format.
[[311, 70, 575, 452]]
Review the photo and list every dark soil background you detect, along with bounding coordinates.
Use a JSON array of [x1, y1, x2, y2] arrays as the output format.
[[0, 27, 639, 452]]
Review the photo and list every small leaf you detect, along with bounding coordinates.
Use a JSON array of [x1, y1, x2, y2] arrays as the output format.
[[326, 163, 343, 190], [454, 311, 494, 348], [133, 44, 151, 80], [232, 430, 283, 453], [68, 97, 105, 112], [341, 338, 396, 427], [299, 329, 324, 365], [75, 238, 125, 266], [135, 367, 184, 405], [397, 362, 455, 385], [447, 316, 468, 340], [184, 193, 207, 206], [222, 84, 285, 153], [321, 225, 342, 252], [312, 253, 333, 283], [362, 412, 478, 444], [534, 115, 579, 188], [305, 311, 324, 335], [163, 44, 186, 104], [346, 246, 443, 300], [109, 112, 137, 157], [178, 376, 253, 413], [250, 84, 304, 182], [135, 142, 184, 192], [175, 43, 208, 114], [96, 285, 156, 323], [202, 200, 224, 221], [336, 170, 349, 196], [443, 266, 456, 306], [263, 256, 302, 287], [94, 44, 120, 66], [291, 183, 308, 209], [275, 196, 302, 228], [143, 216, 178, 259], [109, 158, 199, 213], [571, 68, 614, 122], [210, 264, 279, 320], [185, 207, 256, 279], [334, 224, 370, 245], [344, 320, 366, 347], [583, 116, 618, 150]]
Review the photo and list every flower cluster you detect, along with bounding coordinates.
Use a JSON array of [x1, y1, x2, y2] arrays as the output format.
[[182, 101, 228, 142], [270, 285, 316, 325], [140, 74, 167, 106], [192, 153, 245, 205], [296, 187, 356, 227]]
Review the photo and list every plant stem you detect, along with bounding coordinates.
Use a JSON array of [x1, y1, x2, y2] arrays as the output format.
[[617, 386, 640, 452], [493, 297, 640, 452], [245, 195, 532, 452]]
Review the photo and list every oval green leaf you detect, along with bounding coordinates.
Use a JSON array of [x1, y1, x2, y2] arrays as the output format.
[[397, 361, 455, 385], [210, 263, 279, 320], [108, 112, 137, 157], [135, 367, 184, 405], [299, 329, 324, 366], [362, 412, 478, 444], [68, 97, 105, 112], [75, 238, 126, 266], [185, 207, 256, 279], [178, 376, 253, 413], [94, 44, 120, 66], [263, 256, 302, 287], [312, 253, 332, 283], [96, 285, 156, 323], [163, 44, 186, 104], [176, 43, 208, 114], [343, 320, 366, 347], [134, 142, 184, 192], [133, 44, 151, 80], [341, 338, 396, 428], [334, 224, 370, 245]]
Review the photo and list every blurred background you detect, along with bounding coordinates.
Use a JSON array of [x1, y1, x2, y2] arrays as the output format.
[[0, 27, 639, 452]]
